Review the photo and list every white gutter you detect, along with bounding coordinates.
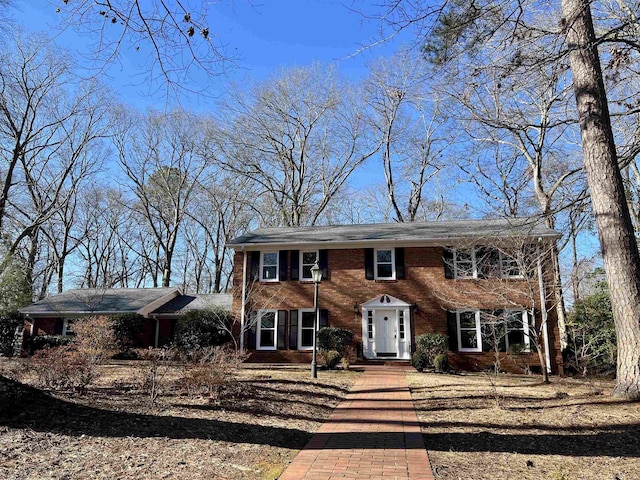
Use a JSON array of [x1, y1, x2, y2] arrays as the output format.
[[240, 249, 248, 351], [537, 241, 552, 374]]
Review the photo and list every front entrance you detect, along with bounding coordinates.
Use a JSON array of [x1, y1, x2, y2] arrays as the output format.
[[361, 294, 412, 360], [375, 309, 397, 356]]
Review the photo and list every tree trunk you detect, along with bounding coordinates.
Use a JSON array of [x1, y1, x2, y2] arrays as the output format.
[[562, 0, 640, 399]]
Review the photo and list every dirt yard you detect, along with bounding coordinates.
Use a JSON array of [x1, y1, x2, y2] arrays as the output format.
[[408, 371, 640, 480], [3, 360, 640, 480], [0, 361, 359, 480]]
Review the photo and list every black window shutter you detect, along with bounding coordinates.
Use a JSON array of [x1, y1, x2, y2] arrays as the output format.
[[395, 247, 405, 279], [54, 318, 64, 335], [247, 311, 257, 349], [279, 250, 288, 281], [277, 310, 287, 349], [319, 309, 329, 328], [319, 249, 328, 280], [289, 310, 299, 349], [290, 250, 300, 280], [443, 247, 454, 279], [446, 311, 458, 351], [250, 251, 260, 282], [365, 248, 374, 280]]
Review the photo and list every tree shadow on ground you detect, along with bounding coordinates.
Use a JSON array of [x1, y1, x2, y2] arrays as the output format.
[[0, 377, 310, 448], [422, 428, 640, 457]]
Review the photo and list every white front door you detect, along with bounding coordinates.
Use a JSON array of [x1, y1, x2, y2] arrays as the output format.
[[375, 309, 397, 355]]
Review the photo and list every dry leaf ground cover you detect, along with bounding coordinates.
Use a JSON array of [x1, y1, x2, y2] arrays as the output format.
[[408, 372, 640, 480], [0, 361, 359, 480]]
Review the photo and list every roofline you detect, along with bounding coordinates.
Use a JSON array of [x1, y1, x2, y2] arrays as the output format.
[[228, 233, 561, 251], [136, 287, 182, 317], [21, 310, 140, 318]]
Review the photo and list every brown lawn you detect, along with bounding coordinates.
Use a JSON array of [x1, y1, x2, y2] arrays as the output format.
[[3, 360, 640, 480], [408, 371, 640, 480], [0, 361, 359, 480]]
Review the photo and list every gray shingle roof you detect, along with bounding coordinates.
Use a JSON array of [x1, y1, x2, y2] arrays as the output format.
[[227, 217, 560, 248], [151, 293, 232, 314], [20, 288, 180, 316]]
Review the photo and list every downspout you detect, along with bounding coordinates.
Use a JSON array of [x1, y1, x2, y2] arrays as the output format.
[[240, 249, 248, 351], [537, 240, 552, 374]]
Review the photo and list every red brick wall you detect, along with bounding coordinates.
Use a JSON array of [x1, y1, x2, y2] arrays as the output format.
[[232, 247, 564, 374]]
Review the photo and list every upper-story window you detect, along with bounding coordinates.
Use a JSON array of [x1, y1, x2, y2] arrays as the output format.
[[500, 253, 523, 278], [449, 247, 522, 279], [300, 250, 319, 281], [375, 248, 395, 280], [453, 249, 475, 278], [261, 252, 279, 281]]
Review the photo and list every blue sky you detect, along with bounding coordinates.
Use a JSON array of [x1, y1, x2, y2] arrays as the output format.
[[11, 1, 409, 109]]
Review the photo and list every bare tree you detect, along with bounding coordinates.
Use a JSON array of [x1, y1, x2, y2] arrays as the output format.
[[0, 31, 109, 297], [435, 235, 559, 383], [51, 0, 237, 98], [112, 108, 210, 287], [363, 51, 453, 222], [368, 0, 640, 398], [209, 64, 380, 227]]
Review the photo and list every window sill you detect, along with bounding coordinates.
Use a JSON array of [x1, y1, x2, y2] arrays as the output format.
[[259, 280, 281, 284], [374, 279, 398, 283]]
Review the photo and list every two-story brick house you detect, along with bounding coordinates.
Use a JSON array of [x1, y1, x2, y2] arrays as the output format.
[[228, 217, 563, 373]]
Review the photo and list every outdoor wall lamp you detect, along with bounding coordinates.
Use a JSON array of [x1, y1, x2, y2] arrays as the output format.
[[412, 302, 419, 314], [353, 302, 359, 314], [310, 261, 322, 379]]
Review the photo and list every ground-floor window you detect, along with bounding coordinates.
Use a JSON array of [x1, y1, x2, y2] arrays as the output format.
[[257, 310, 277, 350], [299, 309, 315, 349], [456, 310, 482, 352], [454, 309, 531, 353]]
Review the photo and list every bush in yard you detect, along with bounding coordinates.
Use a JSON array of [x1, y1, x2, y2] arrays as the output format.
[[29, 346, 96, 392], [178, 346, 247, 399], [0, 312, 23, 356], [434, 353, 449, 372], [173, 308, 232, 353], [412, 349, 429, 372], [415, 333, 449, 367], [111, 313, 146, 351], [72, 316, 117, 365], [319, 350, 342, 369], [28, 334, 72, 353], [317, 327, 353, 354]]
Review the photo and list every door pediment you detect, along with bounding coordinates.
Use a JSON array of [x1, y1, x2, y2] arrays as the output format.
[[362, 294, 411, 309]]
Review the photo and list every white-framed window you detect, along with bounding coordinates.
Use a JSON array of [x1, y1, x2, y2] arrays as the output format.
[[367, 310, 374, 339], [504, 310, 531, 351], [453, 249, 476, 278], [298, 309, 316, 349], [500, 253, 523, 279], [452, 247, 523, 279], [398, 310, 405, 340], [300, 250, 319, 281], [257, 310, 278, 350], [260, 252, 279, 282], [456, 310, 482, 352], [375, 248, 395, 280]]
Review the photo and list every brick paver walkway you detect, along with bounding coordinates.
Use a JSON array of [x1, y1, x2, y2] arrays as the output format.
[[279, 366, 434, 480]]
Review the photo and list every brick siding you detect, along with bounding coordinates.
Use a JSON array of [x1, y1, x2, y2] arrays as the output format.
[[233, 246, 564, 374]]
